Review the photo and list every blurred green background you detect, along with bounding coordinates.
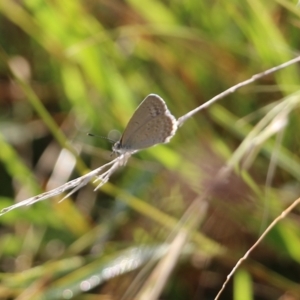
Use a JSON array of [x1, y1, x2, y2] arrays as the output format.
[[1, 0, 300, 299]]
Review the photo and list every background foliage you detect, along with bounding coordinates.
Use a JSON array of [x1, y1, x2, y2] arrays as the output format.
[[0, 0, 300, 299]]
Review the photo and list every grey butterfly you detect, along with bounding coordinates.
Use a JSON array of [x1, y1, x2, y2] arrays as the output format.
[[113, 94, 177, 155]]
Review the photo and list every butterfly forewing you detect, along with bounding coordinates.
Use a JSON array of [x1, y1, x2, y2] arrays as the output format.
[[120, 95, 165, 141]]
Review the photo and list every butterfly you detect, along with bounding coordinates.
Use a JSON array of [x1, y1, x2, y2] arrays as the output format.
[[112, 94, 177, 155]]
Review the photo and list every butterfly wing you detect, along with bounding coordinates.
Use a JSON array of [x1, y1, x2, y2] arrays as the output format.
[[123, 113, 177, 150], [118, 94, 177, 152]]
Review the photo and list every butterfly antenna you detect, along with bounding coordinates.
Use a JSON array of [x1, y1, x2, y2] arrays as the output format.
[[87, 133, 115, 144]]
